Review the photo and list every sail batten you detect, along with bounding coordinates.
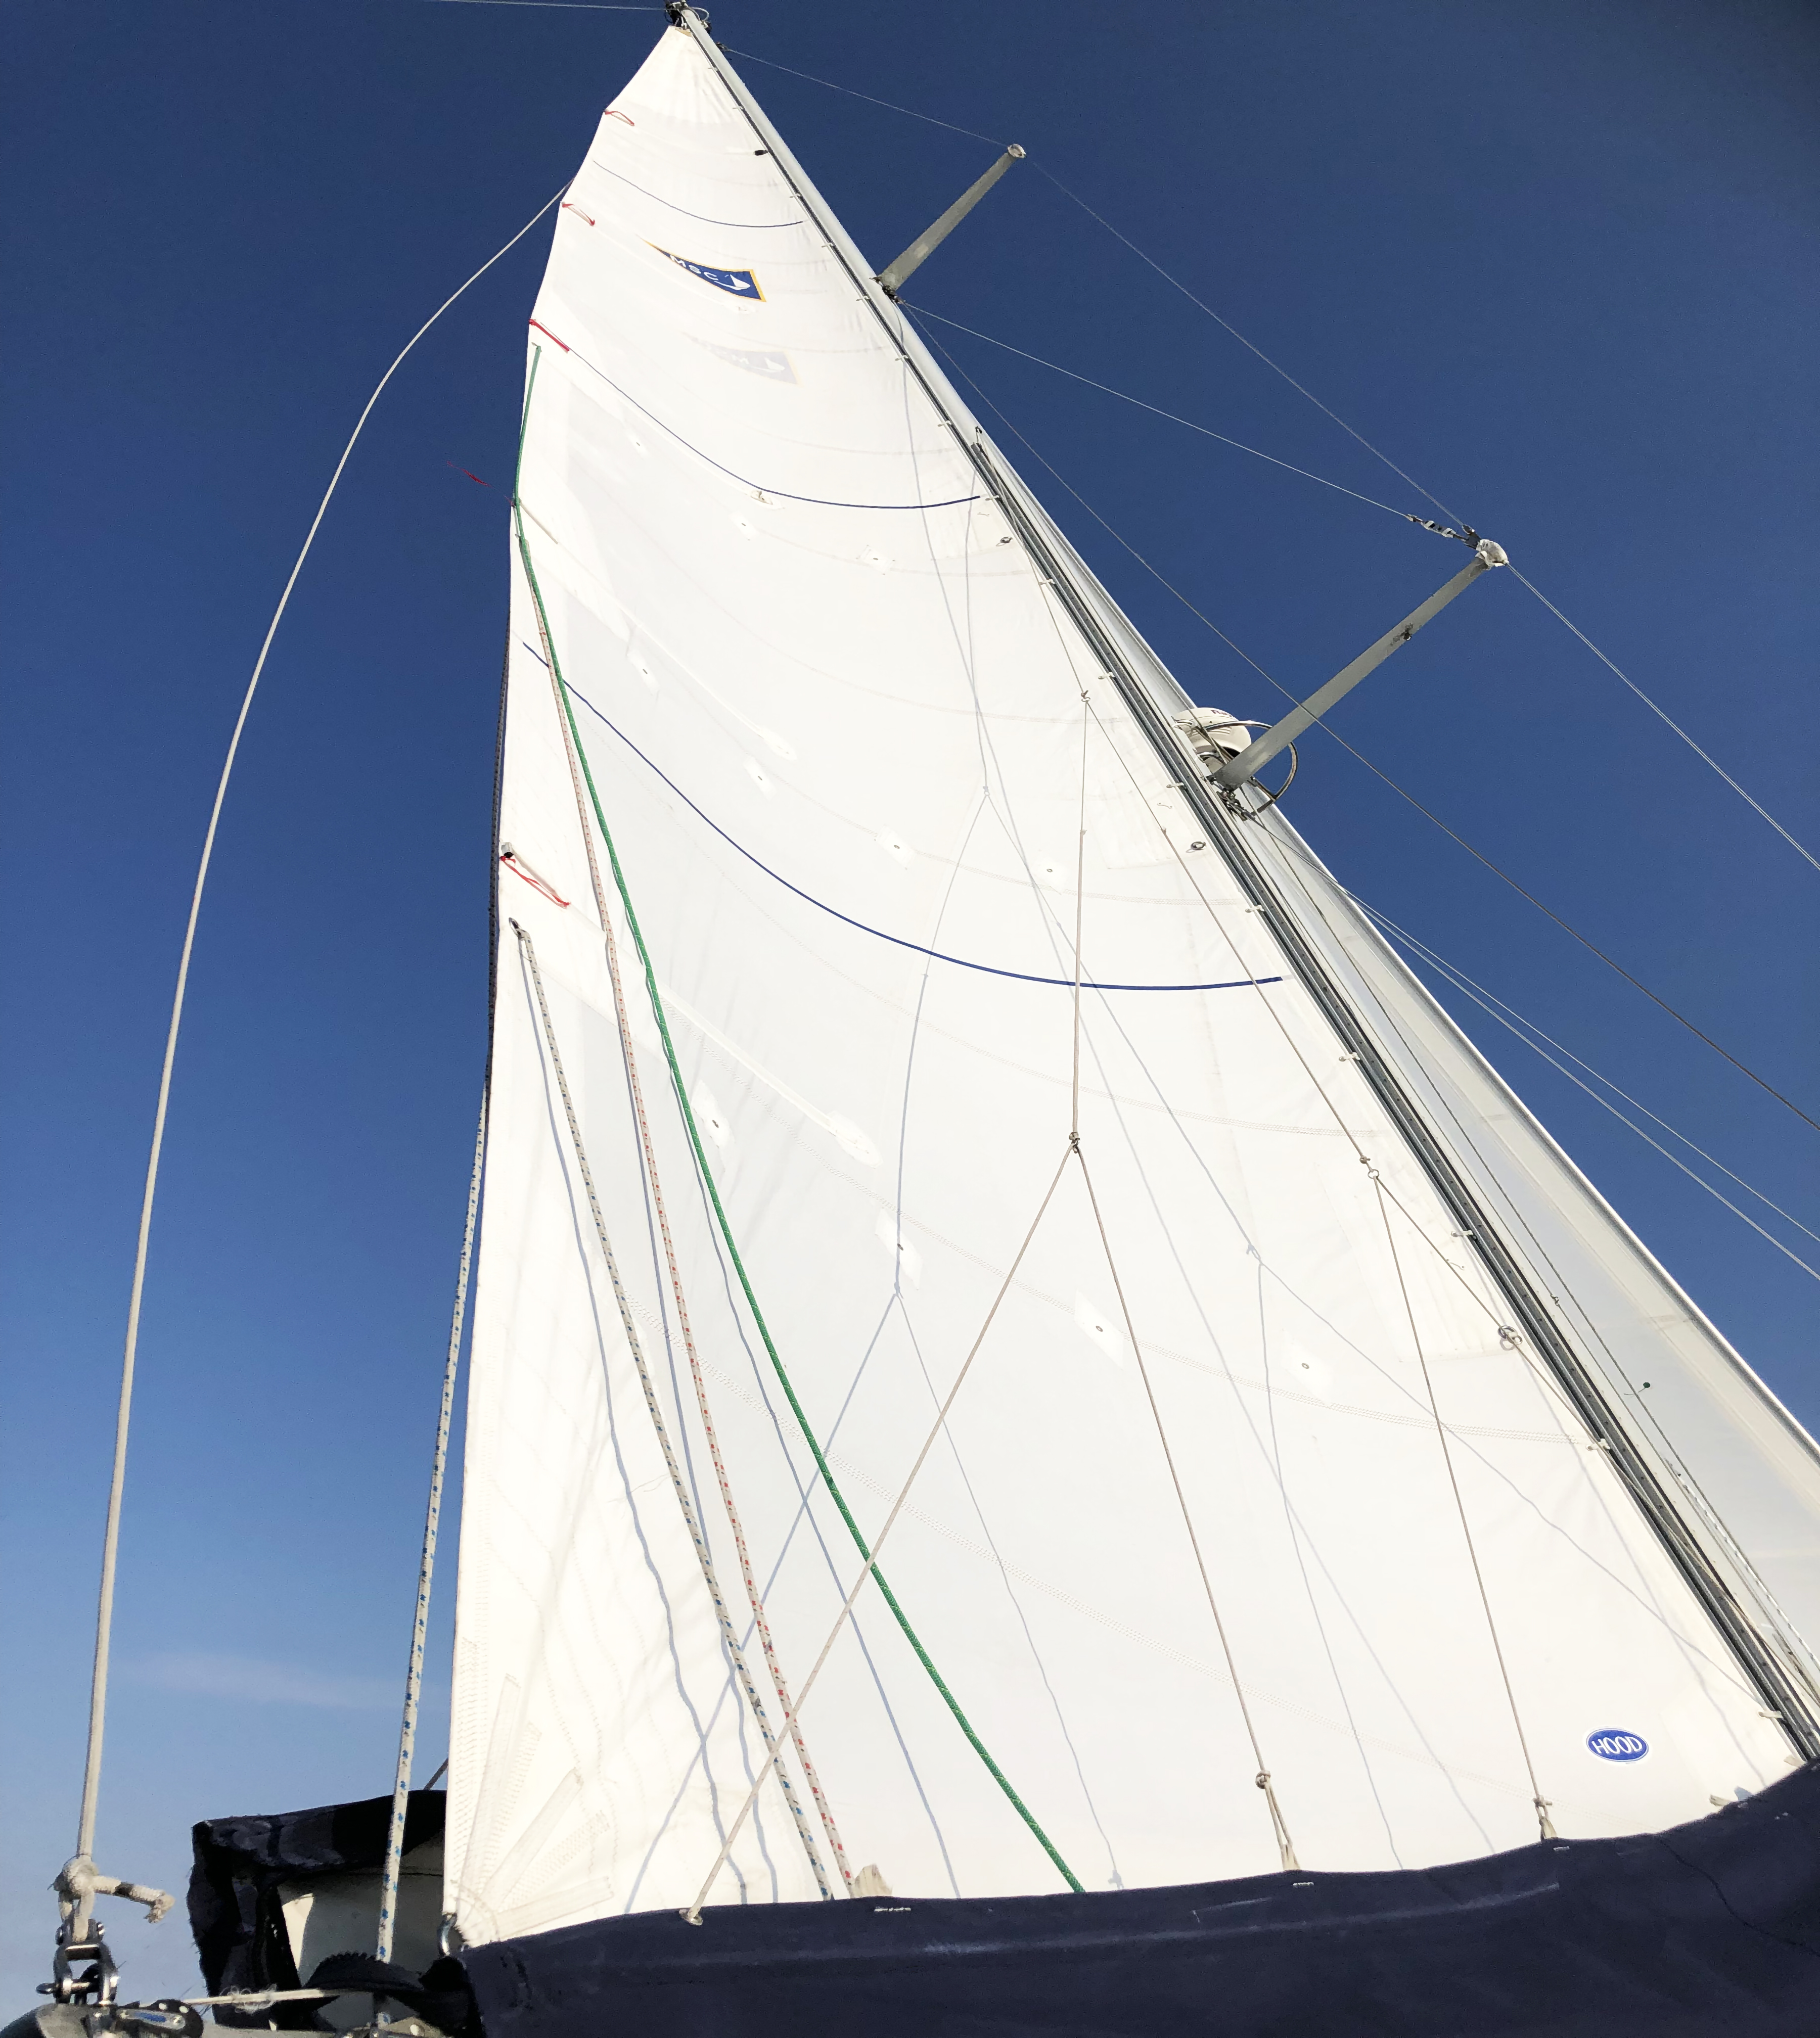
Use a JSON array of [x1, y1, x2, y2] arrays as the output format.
[[445, 21, 1820, 1943]]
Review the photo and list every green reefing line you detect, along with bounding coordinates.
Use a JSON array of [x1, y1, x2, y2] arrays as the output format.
[[508, 406, 1078, 1890]]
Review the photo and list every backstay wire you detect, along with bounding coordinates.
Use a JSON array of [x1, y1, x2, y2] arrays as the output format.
[[704, 45, 1443, 525], [1030, 163, 1467, 529], [717, 33, 1465, 541], [70, 177, 567, 1911], [720, 44, 1005, 147], [511, 919, 837, 1901]]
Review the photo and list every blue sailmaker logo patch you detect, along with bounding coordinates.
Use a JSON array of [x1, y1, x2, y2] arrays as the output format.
[[1587, 1729, 1648, 1762], [651, 247, 764, 299]]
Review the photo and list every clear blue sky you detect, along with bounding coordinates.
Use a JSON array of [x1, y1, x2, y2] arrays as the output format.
[[3, 0, 1815, 2004]]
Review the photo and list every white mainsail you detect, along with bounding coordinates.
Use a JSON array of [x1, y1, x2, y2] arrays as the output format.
[[445, 22, 1820, 1942]]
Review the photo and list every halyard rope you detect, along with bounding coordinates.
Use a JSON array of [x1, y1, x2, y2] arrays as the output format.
[[682, 1148, 1080, 1921], [509, 491, 1080, 1902], [72, 178, 566, 1897], [377, 1090, 487, 1959], [514, 325, 1075, 1898], [512, 354, 852, 1888], [512, 919, 836, 1900]]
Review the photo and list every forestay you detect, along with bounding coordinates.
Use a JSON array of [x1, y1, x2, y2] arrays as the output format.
[[445, 22, 1820, 1943]]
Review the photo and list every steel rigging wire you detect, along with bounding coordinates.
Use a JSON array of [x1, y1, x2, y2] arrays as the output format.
[[1341, 892, 1820, 1283], [900, 302, 1419, 524], [1022, 180, 1820, 878], [722, 44, 1006, 147], [731, 45, 1817, 881], [912, 320, 1820, 1140]]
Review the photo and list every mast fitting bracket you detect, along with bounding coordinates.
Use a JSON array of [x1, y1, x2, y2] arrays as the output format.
[[39, 1858, 175, 2007]]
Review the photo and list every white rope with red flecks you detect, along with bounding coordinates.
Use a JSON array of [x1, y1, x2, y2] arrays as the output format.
[[520, 523, 854, 1894]]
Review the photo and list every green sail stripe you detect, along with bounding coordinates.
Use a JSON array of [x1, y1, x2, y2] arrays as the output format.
[[507, 349, 1079, 1891]]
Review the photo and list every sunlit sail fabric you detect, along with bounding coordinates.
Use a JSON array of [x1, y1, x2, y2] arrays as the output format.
[[445, 24, 1820, 1941]]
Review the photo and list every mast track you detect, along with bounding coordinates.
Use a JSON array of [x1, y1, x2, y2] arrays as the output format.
[[681, 4, 1820, 1766]]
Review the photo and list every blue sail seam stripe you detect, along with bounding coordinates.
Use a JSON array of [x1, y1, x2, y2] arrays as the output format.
[[534, 652, 1283, 995], [549, 332, 980, 511]]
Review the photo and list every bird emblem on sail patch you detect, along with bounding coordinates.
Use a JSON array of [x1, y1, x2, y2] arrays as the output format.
[[650, 246, 764, 299]]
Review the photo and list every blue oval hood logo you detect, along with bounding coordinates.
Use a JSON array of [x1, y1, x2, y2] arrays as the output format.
[[1587, 1729, 1648, 1762]]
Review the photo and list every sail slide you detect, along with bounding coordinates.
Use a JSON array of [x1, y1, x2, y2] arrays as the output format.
[[444, 18, 1820, 1955]]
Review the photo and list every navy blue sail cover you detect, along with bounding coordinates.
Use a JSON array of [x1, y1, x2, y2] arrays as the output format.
[[188, 1791, 448, 2025], [461, 1762, 1820, 2038]]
